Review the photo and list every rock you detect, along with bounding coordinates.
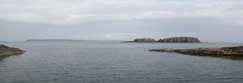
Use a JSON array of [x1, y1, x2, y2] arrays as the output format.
[[0, 45, 25, 57], [149, 46, 243, 57], [133, 38, 156, 42], [158, 37, 200, 43]]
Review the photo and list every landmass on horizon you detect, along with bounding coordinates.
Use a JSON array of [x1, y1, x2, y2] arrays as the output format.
[[126, 37, 201, 43]]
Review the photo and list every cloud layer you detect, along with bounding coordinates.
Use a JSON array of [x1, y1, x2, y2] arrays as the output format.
[[0, 0, 243, 42], [0, 0, 242, 24]]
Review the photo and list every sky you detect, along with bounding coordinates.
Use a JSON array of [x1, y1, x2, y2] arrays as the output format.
[[0, 0, 243, 42]]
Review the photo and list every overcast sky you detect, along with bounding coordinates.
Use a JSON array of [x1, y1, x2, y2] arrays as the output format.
[[0, 0, 243, 42]]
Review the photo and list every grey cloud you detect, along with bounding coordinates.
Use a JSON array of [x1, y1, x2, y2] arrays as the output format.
[[0, 0, 243, 42], [0, 0, 242, 24]]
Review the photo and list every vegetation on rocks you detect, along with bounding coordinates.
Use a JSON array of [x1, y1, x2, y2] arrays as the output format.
[[158, 37, 200, 43], [128, 37, 201, 43], [133, 38, 156, 42]]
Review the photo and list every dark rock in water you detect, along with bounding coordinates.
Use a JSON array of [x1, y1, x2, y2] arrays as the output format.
[[149, 46, 243, 57], [158, 37, 200, 43], [133, 38, 156, 42], [0, 45, 25, 56]]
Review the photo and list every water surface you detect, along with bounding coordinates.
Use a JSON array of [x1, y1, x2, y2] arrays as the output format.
[[0, 41, 243, 83]]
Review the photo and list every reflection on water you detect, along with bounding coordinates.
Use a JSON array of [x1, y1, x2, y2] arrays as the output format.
[[0, 56, 12, 62], [173, 53, 243, 61]]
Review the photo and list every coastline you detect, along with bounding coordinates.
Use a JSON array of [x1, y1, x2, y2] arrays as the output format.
[[149, 46, 243, 57], [0, 45, 25, 57]]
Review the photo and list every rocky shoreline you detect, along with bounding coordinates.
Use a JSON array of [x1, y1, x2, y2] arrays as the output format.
[[0, 45, 25, 57], [149, 46, 243, 57]]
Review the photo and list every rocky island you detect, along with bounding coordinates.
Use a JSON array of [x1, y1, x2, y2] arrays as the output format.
[[149, 46, 243, 57], [158, 37, 200, 43], [126, 37, 201, 43], [0, 45, 25, 57], [125, 38, 157, 43]]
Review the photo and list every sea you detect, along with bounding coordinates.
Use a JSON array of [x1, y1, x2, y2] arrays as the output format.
[[0, 41, 243, 83]]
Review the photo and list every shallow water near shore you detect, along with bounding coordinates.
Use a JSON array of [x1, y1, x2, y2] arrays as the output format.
[[1, 41, 243, 83]]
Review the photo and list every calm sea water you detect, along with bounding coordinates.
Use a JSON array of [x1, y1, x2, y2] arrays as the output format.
[[1, 41, 243, 83]]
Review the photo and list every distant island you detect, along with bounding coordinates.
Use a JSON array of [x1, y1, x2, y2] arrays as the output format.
[[133, 38, 157, 42], [0, 45, 25, 57], [127, 37, 201, 43], [26, 39, 86, 42], [158, 37, 200, 43], [149, 46, 243, 57]]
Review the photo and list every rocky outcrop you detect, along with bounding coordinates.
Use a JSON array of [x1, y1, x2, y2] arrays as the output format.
[[125, 37, 201, 43], [0, 45, 25, 56], [149, 46, 243, 57], [158, 37, 200, 43], [133, 38, 156, 42]]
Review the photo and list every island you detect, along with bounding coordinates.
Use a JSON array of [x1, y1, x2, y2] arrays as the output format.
[[149, 46, 243, 57], [0, 45, 25, 57], [158, 37, 200, 43], [125, 37, 201, 43], [125, 38, 157, 43], [26, 39, 85, 42]]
